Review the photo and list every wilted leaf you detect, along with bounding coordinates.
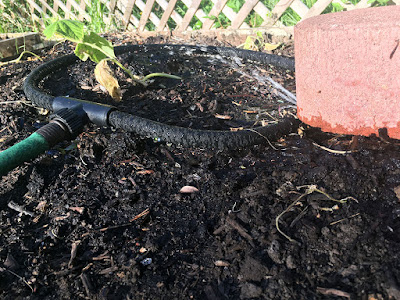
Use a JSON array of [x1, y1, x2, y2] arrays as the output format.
[[43, 19, 84, 42], [94, 60, 121, 101], [264, 43, 281, 51], [75, 32, 116, 63], [180, 186, 199, 193]]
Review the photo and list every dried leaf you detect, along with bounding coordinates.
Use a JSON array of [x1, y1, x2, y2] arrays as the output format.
[[94, 59, 121, 101], [180, 186, 199, 193], [264, 43, 281, 51]]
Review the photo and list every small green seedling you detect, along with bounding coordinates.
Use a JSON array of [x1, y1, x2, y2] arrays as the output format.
[[43, 20, 180, 100], [0, 50, 42, 67], [240, 31, 281, 52]]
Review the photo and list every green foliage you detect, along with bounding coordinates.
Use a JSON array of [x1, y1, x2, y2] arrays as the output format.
[[227, 0, 244, 13], [74, 32, 116, 63], [44, 20, 116, 66], [367, 0, 390, 6], [0, 0, 34, 33], [86, 0, 108, 32], [43, 20, 179, 89], [43, 20, 84, 42]]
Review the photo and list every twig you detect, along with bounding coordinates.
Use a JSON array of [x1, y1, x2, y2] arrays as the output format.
[[276, 185, 358, 243], [312, 142, 355, 155], [68, 241, 80, 268], [0, 100, 29, 105], [317, 287, 350, 299], [245, 128, 278, 150], [129, 208, 150, 222], [99, 208, 150, 232], [3, 267, 34, 293], [226, 217, 254, 246], [8, 201, 34, 217], [330, 213, 360, 226]]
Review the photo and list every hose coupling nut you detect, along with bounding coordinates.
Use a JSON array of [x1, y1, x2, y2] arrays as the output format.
[[50, 108, 84, 139]]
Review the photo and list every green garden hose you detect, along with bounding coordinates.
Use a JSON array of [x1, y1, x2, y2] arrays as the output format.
[[0, 132, 49, 176], [0, 108, 85, 177]]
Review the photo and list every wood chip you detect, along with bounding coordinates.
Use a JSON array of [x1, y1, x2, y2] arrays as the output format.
[[98, 266, 118, 275], [136, 170, 154, 175], [69, 206, 84, 214], [179, 186, 199, 193], [214, 114, 232, 120], [214, 260, 230, 267], [317, 287, 351, 299]]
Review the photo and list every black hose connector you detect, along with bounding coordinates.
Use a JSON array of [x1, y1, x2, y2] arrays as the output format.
[[50, 107, 84, 138], [52, 96, 115, 127], [35, 107, 86, 147], [36, 122, 69, 147]]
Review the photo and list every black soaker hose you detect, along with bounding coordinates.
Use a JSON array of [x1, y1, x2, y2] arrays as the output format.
[[23, 44, 300, 150]]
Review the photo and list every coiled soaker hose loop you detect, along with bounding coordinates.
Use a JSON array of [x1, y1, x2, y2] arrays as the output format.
[[23, 44, 300, 150], [0, 45, 299, 176]]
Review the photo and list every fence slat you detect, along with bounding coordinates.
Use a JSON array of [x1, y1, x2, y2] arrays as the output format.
[[66, 0, 72, 19], [178, 0, 202, 31], [123, 0, 136, 30], [79, 0, 86, 21], [53, 0, 59, 15], [230, 0, 259, 29], [38, 0, 60, 18], [355, 0, 370, 8], [270, 0, 295, 24], [53, 0, 78, 19], [157, 0, 178, 31], [155, 0, 185, 30], [138, 0, 156, 31], [26, 0, 51, 19], [69, 0, 91, 21], [303, 0, 332, 19], [136, 0, 161, 29], [109, 0, 117, 12], [253, 2, 270, 22], [202, 0, 228, 30], [290, 0, 309, 18]]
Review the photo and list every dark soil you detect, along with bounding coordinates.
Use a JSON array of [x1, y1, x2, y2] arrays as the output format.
[[1, 33, 400, 300]]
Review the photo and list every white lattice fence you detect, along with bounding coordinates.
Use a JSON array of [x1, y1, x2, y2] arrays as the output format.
[[6, 0, 400, 32]]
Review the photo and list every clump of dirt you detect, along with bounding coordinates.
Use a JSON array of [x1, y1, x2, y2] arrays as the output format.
[[1, 34, 400, 300]]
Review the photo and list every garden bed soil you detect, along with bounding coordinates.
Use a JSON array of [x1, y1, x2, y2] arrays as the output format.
[[1, 33, 400, 299]]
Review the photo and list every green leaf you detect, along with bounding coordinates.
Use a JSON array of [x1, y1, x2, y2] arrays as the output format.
[[43, 19, 84, 42], [74, 32, 115, 63]]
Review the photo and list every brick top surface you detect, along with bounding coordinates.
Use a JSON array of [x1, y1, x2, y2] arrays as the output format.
[[296, 5, 400, 30]]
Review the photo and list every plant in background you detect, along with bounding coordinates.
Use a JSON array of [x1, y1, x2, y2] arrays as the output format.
[[0, 0, 34, 33], [239, 31, 281, 52], [43, 19, 180, 101]]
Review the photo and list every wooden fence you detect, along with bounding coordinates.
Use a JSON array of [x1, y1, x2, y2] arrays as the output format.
[[5, 0, 399, 34]]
